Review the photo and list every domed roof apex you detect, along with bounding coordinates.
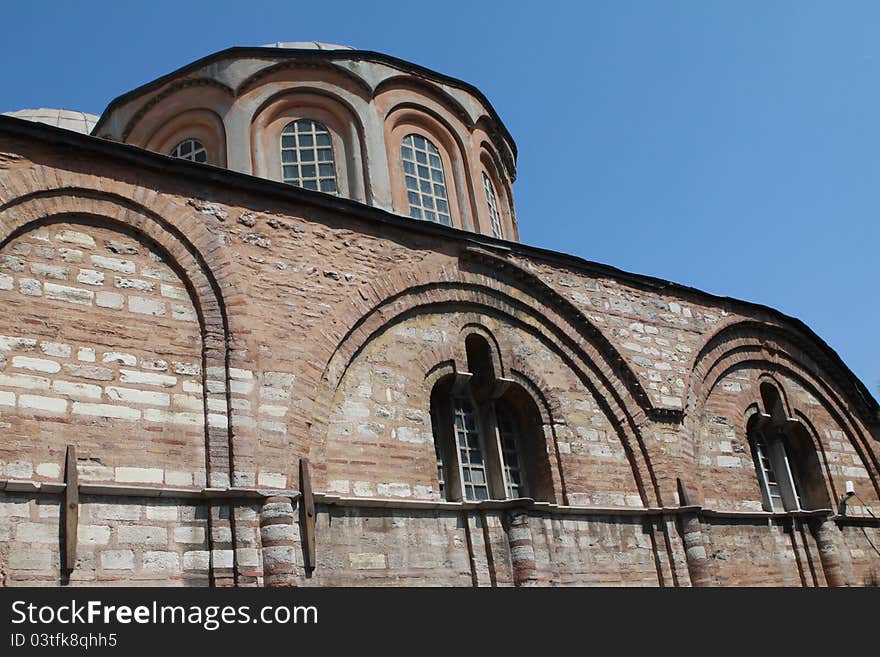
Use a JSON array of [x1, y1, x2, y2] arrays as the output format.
[[261, 41, 354, 51]]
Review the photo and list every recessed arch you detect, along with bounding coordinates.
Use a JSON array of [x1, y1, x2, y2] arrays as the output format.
[[296, 261, 660, 506], [248, 87, 369, 202], [374, 75, 476, 129], [688, 321, 880, 504], [385, 104, 473, 230], [142, 108, 227, 167], [0, 187, 248, 488], [123, 78, 234, 142]]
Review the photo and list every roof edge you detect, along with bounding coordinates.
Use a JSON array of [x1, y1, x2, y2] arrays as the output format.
[[1, 114, 875, 416]]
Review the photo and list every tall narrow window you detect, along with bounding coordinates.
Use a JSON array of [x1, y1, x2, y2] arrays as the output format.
[[170, 139, 207, 163], [281, 120, 337, 193], [747, 382, 825, 512], [495, 401, 526, 498], [752, 429, 786, 512], [430, 410, 445, 497], [453, 397, 489, 501], [401, 134, 451, 225], [430, 334, 552, 503], [482, 172, 503, 239]]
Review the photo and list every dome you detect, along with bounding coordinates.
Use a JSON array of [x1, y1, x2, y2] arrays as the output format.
[[92, 45, 519, 240], [3, 108, 98, 135], [261, 41, 354, 50]]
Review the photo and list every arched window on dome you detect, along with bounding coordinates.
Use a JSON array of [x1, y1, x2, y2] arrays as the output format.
[[481, 172, 503, 239], [430, 334, 552, 502], [169, 138, 207, 163], [401, 134, 451, 226], [747, 382, 828, 512], [280, 119, 338, 193]]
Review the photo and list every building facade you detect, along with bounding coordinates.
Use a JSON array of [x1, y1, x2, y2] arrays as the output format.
[[0, 43, 878, 587]]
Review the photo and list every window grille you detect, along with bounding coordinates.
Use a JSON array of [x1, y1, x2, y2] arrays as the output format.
[[401, 134, 451, 225], [281, 119, 338, 193]]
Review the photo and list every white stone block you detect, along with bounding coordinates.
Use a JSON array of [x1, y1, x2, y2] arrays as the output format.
[[57, 230, 95, 247], [165, 471, 192, 486], [117, 525, 167, 545], [237, 548, 260, 567], [35, 463, 61, 478], [102, 352, 137, 366], [0, 373, 48, 391], [146, 505, 179, 521], [95, 291, 124, 309], [10, 549, 54, 571], [77, 347, 96, 362], [377, 482, 412, 498], [106, 386, 170, 406], [115, 467, 163, 484], [76, 269, 104, 286], [44, 283, 93, 306], [172, 394, 202, 411], [40, 342, 71, 358], [78, 525, 111, 545], [119, 369, 176, 388], [0, 335, 37, 351], [160, 284, 187, 300], [0, 390, 15, 406], [19, 394, 67, 413], [143, 551, 180, 571], [211, 549, 234, 568], [257, 472, 286, 488], [12, 356, 60, 373], [90, 255, 135, 273], [72, 402, 140, 420], [0, 499, 31, 517], [173, 361, 200, 376], [129, 296, 166, 316], [52, 379, 102, 400], [58, 248, 83, 263], [18, 278, 41, 296], [259, 404, 287, 417], [174, 526, 206, 544], [114, 277, 154, 292], [6, 461, 33, 479], [31, 262, 69, 280], [327, 480, 350, 494], [77, 464, 114, 481], [183, 550, 210, 570], [100, 550, 135, 570], [90, 503, 141, 520], [171, 304, 196, 321], [208, 413, 229, 429], [15, 522, 58, 543]]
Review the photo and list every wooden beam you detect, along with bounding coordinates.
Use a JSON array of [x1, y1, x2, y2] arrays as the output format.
[[300, 458, 316, 573], [63, 445, 78, 574]]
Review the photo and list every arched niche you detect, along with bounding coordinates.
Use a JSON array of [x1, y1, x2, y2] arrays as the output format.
[[0, 216, 207, 486], [249, 89, 367, 202], [142, 108, 228, 167], [384, 105, 472, 231]]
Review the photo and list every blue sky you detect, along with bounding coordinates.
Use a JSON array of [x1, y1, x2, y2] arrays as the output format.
[[2, 1, 877, 394]]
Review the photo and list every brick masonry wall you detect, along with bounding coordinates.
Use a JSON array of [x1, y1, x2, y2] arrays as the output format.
[[0, 129, 877, 586], [0, 493, 213, 586], [698, 366, 877, 514], [0, 222, 205, 488]]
